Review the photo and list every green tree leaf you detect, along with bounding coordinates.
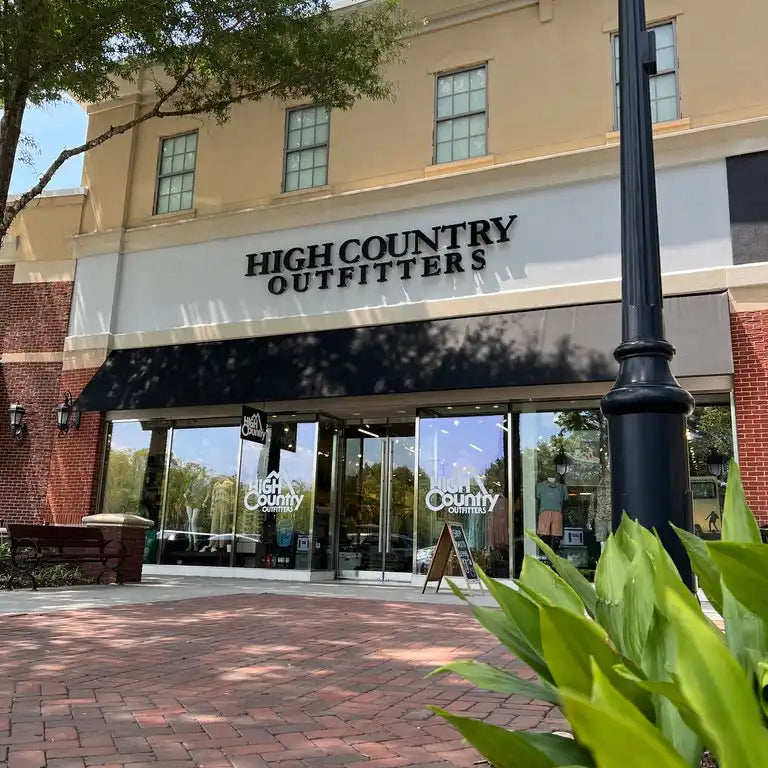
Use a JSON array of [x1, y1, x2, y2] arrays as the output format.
[[431, 708, 593, 768], [664, 589, 768, 768], [0, 0, 412, 236], [672, 524, 723, 615], [428, 660, 558, 704]]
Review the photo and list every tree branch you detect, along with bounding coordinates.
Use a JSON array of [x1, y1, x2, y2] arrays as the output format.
[[1, 78, 282, 234]]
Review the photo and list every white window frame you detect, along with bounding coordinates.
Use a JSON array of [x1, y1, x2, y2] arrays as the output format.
[[154, 131, 197, 215], [433, 64, 489, 165], [283, 105, 330, 193], [612, 20, 680, 130]]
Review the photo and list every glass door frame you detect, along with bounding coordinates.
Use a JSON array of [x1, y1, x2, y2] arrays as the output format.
[[415, 406, 515, 580], [335, 418, 418, 582]]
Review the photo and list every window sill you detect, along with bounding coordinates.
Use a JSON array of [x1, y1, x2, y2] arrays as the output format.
[[145, 208, 197, 225], [424, 154, 495, 177], [605, 117, 691, 143], [272, 185, 332, 204]]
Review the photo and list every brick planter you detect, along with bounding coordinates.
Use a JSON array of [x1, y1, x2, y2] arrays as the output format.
[[82, 513, 154, 583]]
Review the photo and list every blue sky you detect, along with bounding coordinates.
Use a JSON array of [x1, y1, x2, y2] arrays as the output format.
[[10, 98, 87, 195]]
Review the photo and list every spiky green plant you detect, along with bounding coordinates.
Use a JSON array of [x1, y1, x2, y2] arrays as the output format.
[[429, 463, 768, 768]]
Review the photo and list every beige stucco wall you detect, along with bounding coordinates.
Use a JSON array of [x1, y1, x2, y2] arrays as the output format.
[[7, 0, 768, 303], [83, 0, 765, 232]]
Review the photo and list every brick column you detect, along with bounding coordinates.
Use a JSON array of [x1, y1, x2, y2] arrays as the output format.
[[731, 310, 768, 526], [82, 513, 154, 583], [46, 368, 105, 524]]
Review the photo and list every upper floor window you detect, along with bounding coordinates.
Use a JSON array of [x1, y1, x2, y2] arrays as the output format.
[[155, 132, 197, 215], [435, 65, 488, 164], [284, 105, 329, 192], [613, 21, 678, 128]]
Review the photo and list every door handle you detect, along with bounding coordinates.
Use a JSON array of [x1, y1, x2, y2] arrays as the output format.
[[378, 438, 387, 554], [385, 441, 394, 554]]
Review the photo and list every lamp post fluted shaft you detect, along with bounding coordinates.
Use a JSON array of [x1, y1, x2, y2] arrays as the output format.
[[601, 0, 695, 589]]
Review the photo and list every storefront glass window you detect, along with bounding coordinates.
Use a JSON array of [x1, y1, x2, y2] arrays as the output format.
[[688, 403, 733, 540], [235, 420, 317, 570], [161, 426, 240, 566], [338, 421, 416, 577], [417, 408, 509, 578], [311, 420, 337, 570], [100, 421, 170, 564], [516, 408, 610, 579]]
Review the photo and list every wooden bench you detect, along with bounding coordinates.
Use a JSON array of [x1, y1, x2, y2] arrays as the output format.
[[6, 524, 125, 590]]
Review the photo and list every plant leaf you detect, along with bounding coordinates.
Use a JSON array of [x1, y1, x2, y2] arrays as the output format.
[[594, 536, 630, 651], [530, 532, 597, 618], [620, 547, 656, 666], [519, 555, 585, 616], [664, 589, 768, 768], [475, 566, 544, 657], [715, 467, 768, 664], [560, 664, 690, 768], [672, 524, 723, 615], [614, 514, 642, 561], [641, 613, 704, 768], [614, 665, 703, 737], [428, 660, 559, 704], [721, 462, 761, 545], [708, 542, 768, 625], [446, 577, 468, 602], [470, 604, 552, 683], [431, 707, 593, 768], [539, 605, 653, 720]]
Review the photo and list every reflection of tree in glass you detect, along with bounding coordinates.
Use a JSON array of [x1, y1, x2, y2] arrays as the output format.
[[687, 405, 733, 477], [165, 460, 238, 534], [102, 448, 148, 515], [482, 457, 507, 493]]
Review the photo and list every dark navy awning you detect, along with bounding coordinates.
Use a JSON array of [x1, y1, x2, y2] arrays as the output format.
[[77, 292, 733, 412]]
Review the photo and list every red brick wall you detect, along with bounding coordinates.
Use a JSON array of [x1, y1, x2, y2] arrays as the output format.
[[46, 369, 105, 525], [0, 266, 72, 352], [0, 362, 62, 525], [0, 266, 105, 526], [731, 309, 768, 526]]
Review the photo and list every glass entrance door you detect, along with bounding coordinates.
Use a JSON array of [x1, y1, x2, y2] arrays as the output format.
[[338, 421, 415, 581]]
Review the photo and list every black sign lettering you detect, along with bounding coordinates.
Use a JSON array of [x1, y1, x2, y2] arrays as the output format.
[[244, 215, 518, 295], [444, 252, 465, 274]]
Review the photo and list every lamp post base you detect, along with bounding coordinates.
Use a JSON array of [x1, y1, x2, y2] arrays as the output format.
[[602, 340, 695, 589]]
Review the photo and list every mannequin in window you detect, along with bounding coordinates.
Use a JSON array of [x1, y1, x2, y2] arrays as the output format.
[[588, 476, 612, 550], [536, 475, 568, 552], [210, 476, 235, 550]]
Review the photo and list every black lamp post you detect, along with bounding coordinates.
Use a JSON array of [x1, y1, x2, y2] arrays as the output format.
[[600, 0, 695, 589]]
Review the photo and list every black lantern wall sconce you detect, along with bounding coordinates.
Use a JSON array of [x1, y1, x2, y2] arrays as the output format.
[[707, 451, 726, 480], [54, 391, 81, 435], [8, 403, 26, 438], [554, 451, 570, 479]]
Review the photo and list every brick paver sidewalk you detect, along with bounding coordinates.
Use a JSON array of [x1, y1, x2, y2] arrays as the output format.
[[0, 593, 564, 768]]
